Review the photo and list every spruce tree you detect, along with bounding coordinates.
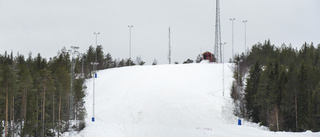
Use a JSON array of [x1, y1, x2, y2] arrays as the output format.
[[244, 61, 261, 122], [309, 82, 320, 131], [255, 62, 275, 126], [297, 62, 308, 131]]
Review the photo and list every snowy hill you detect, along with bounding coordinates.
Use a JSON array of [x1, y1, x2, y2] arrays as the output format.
[[71, 63, 318, 137]]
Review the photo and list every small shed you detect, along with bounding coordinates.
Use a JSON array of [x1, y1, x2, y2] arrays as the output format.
[[202, 52, 216, 62]]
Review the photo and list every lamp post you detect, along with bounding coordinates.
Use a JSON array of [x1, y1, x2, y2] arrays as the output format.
[[235, 59, 242, 118], [92, 32, 99, 122], [243, 20, 248, 55], [221, 42, 226, 97], [67, 46, 79, 136], [236, 60, 242, 99], [81, 53, 84, 78], [91, 62, 99, 122], [69, 46, 79, 119], [94, 32, 100, 67], [230, 18, 235, 62], [128, 25, 133, 63]]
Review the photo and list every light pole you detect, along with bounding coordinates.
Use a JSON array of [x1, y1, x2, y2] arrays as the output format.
[[235, 60, 242, 101], [243, 20, 248, 55], [128, 25, 133, 63], [69, 46, 79, 119], [168, 27, 171, 64], [221, 42, 226, 97], [81, 53, 84, 78], [68, 46, 79, 136], [94, 32, 100, 66], [235, 59, 242, 118], [92, 32, 99, 122], [230, 18, 235, 62], [91, 62, 99, 122]]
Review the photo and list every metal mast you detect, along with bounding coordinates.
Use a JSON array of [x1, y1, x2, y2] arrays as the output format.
[[214, 0, 222, 63], [128, 25, 133, 59], [168, 27, 171, 64], [69, 46, 79, 120], [92, 32, 99, 122], [230, 18, 235, 61], [243, 20, 248, 55], [94, 32, 100, 65]]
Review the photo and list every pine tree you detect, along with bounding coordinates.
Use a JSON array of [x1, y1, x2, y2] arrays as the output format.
[[53, 66, 70, 136], [244, 61, 261, 122], [280, 63, 297, 131], [86, 46, 95, 77], [105, 53, 113, 69], [73, 78, 86, 131], [152, 59, 157, 65], [255, 62, 274, 126], [22, 88, 38, 136], [297, 62, 310, 131], [96, 45, 105, 70], [2, 64, 13, 137], [118, 59, 125, 67], [309, 82, 320, 131], [0, 66, 3, 136], [18, 64, 33, 133], [39, 68, 55, 136], [126, 58, 135, 66]]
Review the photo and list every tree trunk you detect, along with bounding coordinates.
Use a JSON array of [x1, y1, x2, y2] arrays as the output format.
[[9, 91, 12, 137], [12, 94, 15, 137], [275, 106, 279, 131], [53, 89, 55, 136], [295, 95, 298, 131], [58, 92, 61, 137], [36, 91, 38, 137], [24, 88, 27, 130], [42, 85, 46, 137], [21, 88, 25, 132], [5, 87, 8, 137]]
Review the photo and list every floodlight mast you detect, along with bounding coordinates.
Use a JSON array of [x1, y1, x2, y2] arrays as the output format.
[[94, 32, 100, 65], [92, 32, 100, 122], [91, 62, 99, 122], [67, 46, 79, 137], [243, 20, 248, 55], [128, 25, 133, 65], [168, 27, 171, 64], [221, 42, 226, 97], [230, 18, 235, 62], [69, 46, 79, 120]]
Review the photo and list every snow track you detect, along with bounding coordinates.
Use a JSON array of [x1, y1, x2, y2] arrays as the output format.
[[70, 63, 319, 137]]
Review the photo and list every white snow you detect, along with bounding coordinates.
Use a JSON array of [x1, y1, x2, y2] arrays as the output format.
[[68, 63, 319, 137]]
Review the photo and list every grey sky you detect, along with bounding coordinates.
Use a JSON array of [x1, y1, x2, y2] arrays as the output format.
[[1, 0, 319, 64]]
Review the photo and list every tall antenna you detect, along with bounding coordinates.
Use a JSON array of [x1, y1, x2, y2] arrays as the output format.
[[168, 27, 171, 64], [214, 0, 222, 63]]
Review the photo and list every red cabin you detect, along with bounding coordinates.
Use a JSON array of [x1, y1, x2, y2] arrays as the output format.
[[202, 52, 216, 62]]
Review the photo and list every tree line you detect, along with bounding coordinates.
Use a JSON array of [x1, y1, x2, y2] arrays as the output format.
[[231, 40, 320, 132], [0, 48, 87, 136], [0, 44, 144, 136]]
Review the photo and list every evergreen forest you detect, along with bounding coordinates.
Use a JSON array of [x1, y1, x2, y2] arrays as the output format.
[[0, 45, 139, 136], [231, 40, 320, 132]]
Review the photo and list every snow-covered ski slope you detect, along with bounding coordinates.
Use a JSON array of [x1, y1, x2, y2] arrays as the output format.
[[75, 63, 318, 137]]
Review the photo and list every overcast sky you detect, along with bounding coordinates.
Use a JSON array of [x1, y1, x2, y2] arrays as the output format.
[[1, 0, 319, 64]]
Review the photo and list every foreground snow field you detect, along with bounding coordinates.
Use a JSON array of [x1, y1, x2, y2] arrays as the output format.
[[70, 63, 319, 137]]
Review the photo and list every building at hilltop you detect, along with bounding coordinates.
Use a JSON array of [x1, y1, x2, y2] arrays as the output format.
[[202, 52, 216, 62]]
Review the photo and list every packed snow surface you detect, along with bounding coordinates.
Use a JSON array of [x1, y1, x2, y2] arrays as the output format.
[[72, 63, 319, 137]]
